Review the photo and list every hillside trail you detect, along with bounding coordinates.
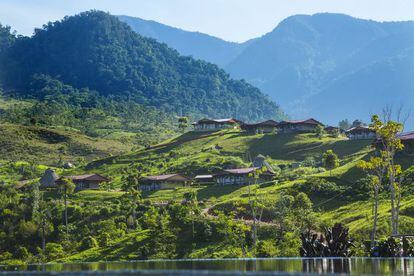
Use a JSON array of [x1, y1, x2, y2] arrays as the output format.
[[286, 142, 326, 155]]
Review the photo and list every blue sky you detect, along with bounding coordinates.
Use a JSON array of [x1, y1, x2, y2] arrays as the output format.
[[1, 0, 413, 42]]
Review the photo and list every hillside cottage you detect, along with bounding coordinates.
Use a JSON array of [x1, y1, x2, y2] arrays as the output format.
[[345, 126, 376, 140], [194, 174, 214, 184], [39, 169, 109, 191], [398, 131, 414, 155], [324, 126, 343, 135], [277, 118, 324, 133], [214, 154, 275, 185], [139, 173, 190, 191], [214, 167, 275, 185], [241, 120, 279, 134], [192, 118, 241, 132], [57, 174, 110, 191]]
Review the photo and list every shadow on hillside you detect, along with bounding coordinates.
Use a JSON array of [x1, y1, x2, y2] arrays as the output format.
[[245, 133, 298, 160], [197, 185, 243, 201]]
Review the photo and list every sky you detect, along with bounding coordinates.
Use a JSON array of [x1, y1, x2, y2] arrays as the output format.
[[0, 0, 414, 42]]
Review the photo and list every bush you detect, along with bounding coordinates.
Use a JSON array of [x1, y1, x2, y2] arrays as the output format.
[[296, 178, 344, 197], [44, 243, 65, 261], [257, 240, 280, 257], [14, 246, 29, 260], [80, 236, 99, 251]]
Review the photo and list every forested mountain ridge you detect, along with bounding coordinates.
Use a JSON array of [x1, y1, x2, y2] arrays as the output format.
[[118, 15, 254, 67], [0, 11, 283, 122], [225, 13, 414, 125], [120, 13, 414, 127]]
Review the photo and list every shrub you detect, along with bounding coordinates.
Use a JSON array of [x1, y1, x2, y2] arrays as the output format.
[[14, 247, 29, 260], [296, 178, 343, 197], [44, 243, 65, 261], [257, 240, 280, 257], [80, 236, 99, 251]]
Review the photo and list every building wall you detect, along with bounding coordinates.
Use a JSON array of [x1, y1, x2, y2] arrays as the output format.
[[139, 181, 185, 191], [278, 124, 317, 133], [194, 122, 235, 131], [347, 132, 376, 140], [214, 174, 273, 185], [245, 126, 277, 134], [215, 175, 252, 185], [75, 180, 101, 191]]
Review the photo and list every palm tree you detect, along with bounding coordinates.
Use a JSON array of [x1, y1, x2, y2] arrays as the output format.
[[58, 177, 76, 235]]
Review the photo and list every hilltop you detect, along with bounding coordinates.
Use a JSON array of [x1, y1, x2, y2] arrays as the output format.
[[0, 11, 283, 122]]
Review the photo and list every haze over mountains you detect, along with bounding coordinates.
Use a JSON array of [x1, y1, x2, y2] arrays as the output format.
[[119, 13, 414, 127]]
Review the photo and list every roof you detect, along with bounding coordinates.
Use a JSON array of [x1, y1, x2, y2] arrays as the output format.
[[253, 154, 275, 173], [241, 120, 279, 128], [398, 131, 414, 141], [215, 167, 274, 176], [193, 118, 240, 125], [142, 173, 189, 182], [345, 126, 375, 134], [60, 174, 110, 182], [40, 169, 59, 187], [195, 175, 213, 179], [278, 118, 323, 126]]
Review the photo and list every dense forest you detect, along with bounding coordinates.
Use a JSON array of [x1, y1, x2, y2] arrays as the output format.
[[0, 11, 283, 122]]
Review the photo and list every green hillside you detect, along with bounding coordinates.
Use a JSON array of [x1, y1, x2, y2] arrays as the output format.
[[0, 11, 283, 122], [0, 122, 134, 185], [84, 129, 372, 186]]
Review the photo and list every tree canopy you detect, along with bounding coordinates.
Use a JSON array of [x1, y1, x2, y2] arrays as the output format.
[[1, 11, 283, 122]]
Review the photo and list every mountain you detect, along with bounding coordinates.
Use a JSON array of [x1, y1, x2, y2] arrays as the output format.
[[0, 11, 283, 122], [117, 15, 253, 67], [225, 13, 414, 126], [120, 13, 414, 127]]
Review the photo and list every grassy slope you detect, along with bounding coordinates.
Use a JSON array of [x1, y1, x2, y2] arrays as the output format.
[[11, 129, 413, 260], [0, 123, 133, 165], [83, 130, 373, 186], [78, 130, 414, 237], [0, 123, 134, 184]]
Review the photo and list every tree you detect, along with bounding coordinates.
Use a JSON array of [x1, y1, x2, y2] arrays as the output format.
[[57, 178, 76, 235], [247, 167, 268, 252], [322, 150, 339, 175], [123, 187, 141, 229], [178, 117, 189, 133], [370, 114, 404, 235], [357, 154, 388, 247], [315, 124, 325, 139], [351, 119, 364, 128], [32, 184, 53, 252], [184, 191, 199, 239], [338, 119, 350, 131]]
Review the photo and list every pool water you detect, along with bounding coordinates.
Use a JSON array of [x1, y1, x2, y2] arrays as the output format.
[[1, 258, 413, 275]]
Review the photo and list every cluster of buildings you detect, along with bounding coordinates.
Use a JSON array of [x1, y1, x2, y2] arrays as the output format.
[[32, 117, 414, 193], [191, 117, 379, 140], [37, 155, 276, 192]]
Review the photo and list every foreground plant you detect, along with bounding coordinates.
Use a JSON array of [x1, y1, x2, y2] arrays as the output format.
[[300, 223, 354, 257]]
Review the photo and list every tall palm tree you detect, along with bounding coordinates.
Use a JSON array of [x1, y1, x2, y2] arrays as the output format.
[[58, 177, 75, 235]]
